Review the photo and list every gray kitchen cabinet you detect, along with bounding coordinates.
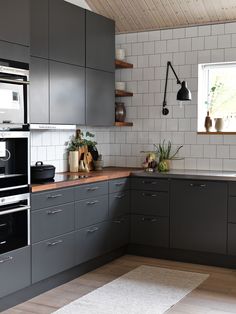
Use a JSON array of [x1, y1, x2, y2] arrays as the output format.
[[30, 57, 49, 124], [131, 178, 169, 192], [49, 0, 85, 66], [0, 0, 30, 46], [228, 197, 236, 223], [86, 11, 115, 72], [130, 215, 169, 248], [171, 180, 227, 254], [49, 61, 85, 125], [75, 195, 109, 229], [228, 224, 236, 256], [86, 68, 115, 126], [30, 0, 49, 58], [76, 221, 110, 265], [32, 232, 75, 283], [31, 203, 75, 243], [109, 178, 130, 194], [109, 191, 130, 219], [31, 187, 74, 211], [0, 247, 30, 298], [0, 41, 29, 64], [74, 181, 108, 201], [110, 215, 130, 250]]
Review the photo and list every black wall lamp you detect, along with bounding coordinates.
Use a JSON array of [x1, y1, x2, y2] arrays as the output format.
[[162, 61, 192, 115]]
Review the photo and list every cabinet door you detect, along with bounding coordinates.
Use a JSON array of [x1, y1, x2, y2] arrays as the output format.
[[109, 192, 130, 219], [86, 68, 114, 126], [171, 180, 227, 254], [228, 224, 236, 256], [30, 57, 49, 124], [0, 0, 30, 46], [86, 11, 115, 72], [30, 0, 49, 58], [49, 0, 85, 66], [50, 61, 85, 125], [110, 215, 130, 250]]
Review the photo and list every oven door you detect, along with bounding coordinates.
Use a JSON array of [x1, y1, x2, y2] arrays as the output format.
[[0, 193, 30, 254]]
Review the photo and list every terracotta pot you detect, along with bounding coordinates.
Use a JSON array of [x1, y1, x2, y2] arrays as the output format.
[[115, 102, 126, 122], [69, 151, 79, 172]]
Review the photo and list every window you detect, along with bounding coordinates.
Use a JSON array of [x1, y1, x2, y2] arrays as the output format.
[[198, 62, 236, 132]]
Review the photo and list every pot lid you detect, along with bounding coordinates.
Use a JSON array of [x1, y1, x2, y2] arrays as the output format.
[[31, 161, 55, 171]]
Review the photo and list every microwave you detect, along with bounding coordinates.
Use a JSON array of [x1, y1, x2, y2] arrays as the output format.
[[0, 66, 29, 129]]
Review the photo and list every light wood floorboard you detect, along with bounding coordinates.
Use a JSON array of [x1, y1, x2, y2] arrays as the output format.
[[2, 255, 236, 314]]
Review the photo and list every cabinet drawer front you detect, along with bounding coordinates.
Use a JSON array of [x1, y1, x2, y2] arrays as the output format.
[[32, 232, 75, 283], [76, 221, 110, 265], [76, 195, 108, 229], [74, 181, 108, 201], [31, 188, 74, 210], [110, 215, 130, 250], [109, 192, 130, 218], [130, 215, 169, 248], [229, 183, 236, 196], [31, 203, 75, 243], [131, 178, 169, 192], [228, 224, 236, 256], [229, 197, 236, 223], [0, 247, 30, 298], [131, 190, 169, 216], [109, 178, 129, 194]]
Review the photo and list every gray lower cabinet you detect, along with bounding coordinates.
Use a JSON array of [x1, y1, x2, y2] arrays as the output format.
[[109, 192, 130, 219], [109, 178, 130, 194], [30, 57, 49, 124], [75, 221, 110, 265], [110, 215, 130, 250], [31, 203, 75, 243], [228, 224, 236, 256], [130, 215, 169, 248], [86, 68, 115, 126], [132, 178, 169, 192], [74, 181, 108, 201], [32, 232, 75, 283], [0, 41, 29, 64], [0, 247, 30, 298], [49, 61, 85, 125], [75, 195, 108, 229], [171, 180, 227, 254], [228, 196, 236, 223]]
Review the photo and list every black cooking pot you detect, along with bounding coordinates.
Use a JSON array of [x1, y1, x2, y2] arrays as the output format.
[[31, 161, 55, 182]]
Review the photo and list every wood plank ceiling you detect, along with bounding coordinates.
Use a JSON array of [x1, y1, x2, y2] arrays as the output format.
[[86, 0, 236, 33]]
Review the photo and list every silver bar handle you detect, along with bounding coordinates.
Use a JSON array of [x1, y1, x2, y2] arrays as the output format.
[[189, 183, 207, 188], [87, 187, 99, 191], [141, 217, 157, 223], [0, 256, 13, 263], [47, 209, 63, 215], [47, 240, 63, 246], [114, 194, 125, 199], [115, 182, 125, 186], [87, 227, 99, 233], [0, 223, 7, 228], [0, 78, 29, 85], [86, 200, 99, 205], [0, 205, 30, 216], [47, 194, 62, 199], [142, 181, 157, 185], [0, 241, 6, 245], [142, 193, 157, 197], [113, 219, 125, 224]]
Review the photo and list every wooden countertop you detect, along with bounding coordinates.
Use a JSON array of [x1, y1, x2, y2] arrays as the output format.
[[31, 167, 138, 193]]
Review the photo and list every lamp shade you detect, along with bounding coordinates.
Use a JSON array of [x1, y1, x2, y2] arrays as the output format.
[[177, 81, 192, 101]]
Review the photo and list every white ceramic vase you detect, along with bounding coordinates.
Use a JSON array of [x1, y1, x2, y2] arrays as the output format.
[[69, 151, 79, 172]]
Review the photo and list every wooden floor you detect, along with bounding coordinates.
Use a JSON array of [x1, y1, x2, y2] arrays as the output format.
[[3, 255, 236, 314]]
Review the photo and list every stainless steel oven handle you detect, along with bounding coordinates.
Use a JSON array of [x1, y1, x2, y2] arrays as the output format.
[[0, 78, 29, 85], [0, 256, 13, 264], [0, 205, 30, 216]]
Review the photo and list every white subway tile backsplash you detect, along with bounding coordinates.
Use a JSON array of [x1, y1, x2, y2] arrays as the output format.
[[143, 41, 155, 54], [199, 25, 211, 36], [179, 38, 192, 51], [149, 30, 161, 41], [204, 36, 217, 49], [167, 39, 179, 52], [138, 31, 149, 42], [161, 29, 173, 40], [212, 24, 225, 35], [126, 33, 138, 43], [173, 28, 185, 39], [186, 26, 198, 38], [225, 22, 236, 34], [218, 34, 231, 48], [192, 37, 204, 50]]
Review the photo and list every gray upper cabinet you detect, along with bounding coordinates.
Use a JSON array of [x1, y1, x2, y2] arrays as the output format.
[[49, 0, 85, 66], [0, 0, 30, 46], [30, 57, 49, 124], [86, 11, 115, 72], [49, 61, 85, 125], [30, 0, 49, 58], [86, 68, 115, 126]]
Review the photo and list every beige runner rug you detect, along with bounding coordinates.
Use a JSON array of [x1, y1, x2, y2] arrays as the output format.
[[54, 265, 209, 314]]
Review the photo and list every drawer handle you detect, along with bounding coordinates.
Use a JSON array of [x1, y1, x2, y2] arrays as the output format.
[[47, 240, 63, 246], [86, 200, 99, 206], [114, 194, 125, 199], [113, 219, 125, 224], [47, 209, 63, 215], [141, 217, 157, 223], [0, 256, 13, 264], [115, 182, 125, 186], [0, 240, 6, 245], [189, 183, 207, 188], [142, 193, 157, 197], [0, 223, 7, 228], [87, 187, 99, 191], [87, 227, 99, 233], [142, 181, 157, 185], [48, 194, 62, 199]]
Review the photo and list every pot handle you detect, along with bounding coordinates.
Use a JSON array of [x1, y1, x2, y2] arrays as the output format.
[[35, 161, 44, 167]]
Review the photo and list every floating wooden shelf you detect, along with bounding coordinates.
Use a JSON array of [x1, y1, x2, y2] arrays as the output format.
[[115, 89, 133, 97], [198, 132, 236, 135], [115, 59, 133, 69], [115, 121, 133, 127]]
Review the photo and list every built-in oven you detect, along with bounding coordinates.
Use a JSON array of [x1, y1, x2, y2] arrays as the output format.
[[0, 65, 29, 129], [0, 191, 30, 254]]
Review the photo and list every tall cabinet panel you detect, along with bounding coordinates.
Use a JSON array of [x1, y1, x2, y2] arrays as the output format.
[[30, 0, 49, 58], [49, 0, 85, 66], [50, 61, 85, 125], [86, 68, 115, 126], [0, 0, 30, 46], [30, 57, 49, 124], [86, 11, 115, 73]]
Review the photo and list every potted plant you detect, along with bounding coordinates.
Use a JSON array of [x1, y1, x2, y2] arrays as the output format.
[[154, 140, 183, 172]]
